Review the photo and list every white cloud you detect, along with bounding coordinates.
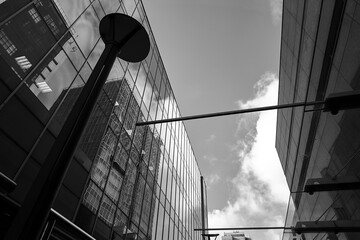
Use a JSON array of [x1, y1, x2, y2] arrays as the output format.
[[268, 0, 283, 25], [208, 72, 289, 240]]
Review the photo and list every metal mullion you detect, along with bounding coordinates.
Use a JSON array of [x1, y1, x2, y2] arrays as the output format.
[[0, 1, 35, 27]]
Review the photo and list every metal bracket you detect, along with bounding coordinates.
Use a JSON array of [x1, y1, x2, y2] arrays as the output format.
[[293, 220, 360, 234], [304, 176, 360, 194]]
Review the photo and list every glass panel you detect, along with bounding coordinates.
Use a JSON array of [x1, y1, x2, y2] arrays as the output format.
[[105, 166, 123, 203], [53, 0, 91, 25], [79, 61, 92, 83], [123, 0, 136, 15], [0, 5, 57, 79], [132, 176, 145, 225], [147, 193, 157, 238], [99, 0, 121, 14], [118, 159, 137, 215], [129, 62, 140, 81], [285, 190, 360, 228], [119, 128, 132, 153], [107, 55, 125, 82], [115, 80, 131, 124], [98, 195, 116, 226], [132, 3, 142, 23], [161, 160, 168, 192], [125, 68, 135, 91], [93, 218, 111, 239], [139, 184, 152, 234], [113, 209, 127, 237], [92, 0, 105, 20], [87, 38, 104, 68], [163, 212, 170, 240], [62, 36, 85, 70], [133, 125, 146, 152], [123, 95, 139, 135], [113, 144, 128, 171], [29, 49, 78, 110], [35, 2, 68, 39], [166, 169, 172, 200], [109, 113, 122, 135], [135, 63, 147, 96], [83, 180, 102, 213], [89, 127, 116, 189], [72, 5, 100, 60], [156, 205, 165, 240]]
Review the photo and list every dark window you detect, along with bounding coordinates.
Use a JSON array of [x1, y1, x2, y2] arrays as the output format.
[[74, 204, 96, 234], [0, 30, 17, 55]]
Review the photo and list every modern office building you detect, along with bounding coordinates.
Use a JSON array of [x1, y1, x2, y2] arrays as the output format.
[[0, 0, 208, 240], [276, 0, 360, 239], [222, 232, 251, 240]]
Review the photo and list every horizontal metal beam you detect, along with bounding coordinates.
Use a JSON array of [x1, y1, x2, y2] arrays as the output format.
[[304, 176, 360, 194], [195, 221, 360, 234], [136, 91, 360, 126], [194, 227, 291, 231], [293, 220, 360, 233], [136, 100, 325, 126]]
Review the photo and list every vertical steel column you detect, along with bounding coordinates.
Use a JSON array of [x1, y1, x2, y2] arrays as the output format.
[[200, 176, 206, 237]]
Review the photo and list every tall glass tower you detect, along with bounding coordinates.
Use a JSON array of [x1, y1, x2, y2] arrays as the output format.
[[0, 1, 208, 239], [276, 0, 360, 239]]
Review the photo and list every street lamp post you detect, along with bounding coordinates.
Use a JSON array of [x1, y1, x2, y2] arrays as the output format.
[[5, 13, 149, 240]]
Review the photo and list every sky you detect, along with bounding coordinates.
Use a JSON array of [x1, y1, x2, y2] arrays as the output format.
[[142, 0, 289, 239]]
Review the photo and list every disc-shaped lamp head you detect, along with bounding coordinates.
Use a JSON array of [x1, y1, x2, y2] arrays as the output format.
[[99, 13, 150, 62]]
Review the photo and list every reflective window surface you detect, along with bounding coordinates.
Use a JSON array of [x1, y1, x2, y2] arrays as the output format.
[[0, 0, 207, 239], [277, 0, 360, 239]]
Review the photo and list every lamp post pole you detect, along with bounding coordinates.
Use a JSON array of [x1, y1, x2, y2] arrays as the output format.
[[5, 13, 149, 240]]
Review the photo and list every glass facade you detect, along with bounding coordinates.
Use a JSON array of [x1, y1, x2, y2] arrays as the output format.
[[277, 0, 360, 239], [0, 0, 208, 239]]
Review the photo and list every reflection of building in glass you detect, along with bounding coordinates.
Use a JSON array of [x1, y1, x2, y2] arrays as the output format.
[[222, 232, 251, 240], [277, 1, 360, 240], [0, 1, 207, 240], [0, 0, 73, 109]]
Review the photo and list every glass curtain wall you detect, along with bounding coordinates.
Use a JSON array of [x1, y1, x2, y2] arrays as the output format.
[[0, 0, 207, 240], [277, 0, 360, 239]]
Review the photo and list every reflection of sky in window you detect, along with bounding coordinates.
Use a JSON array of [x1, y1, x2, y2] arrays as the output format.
[[87, 39, 104, 68], [123, 0, 136, 16], [56, 0, 91, 25], [63, 37, 85, 70], [106, 59, 125, 82], [72, 6, 100, 59], [99, 0, 121, 14], [135, 64, 146, 94]]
